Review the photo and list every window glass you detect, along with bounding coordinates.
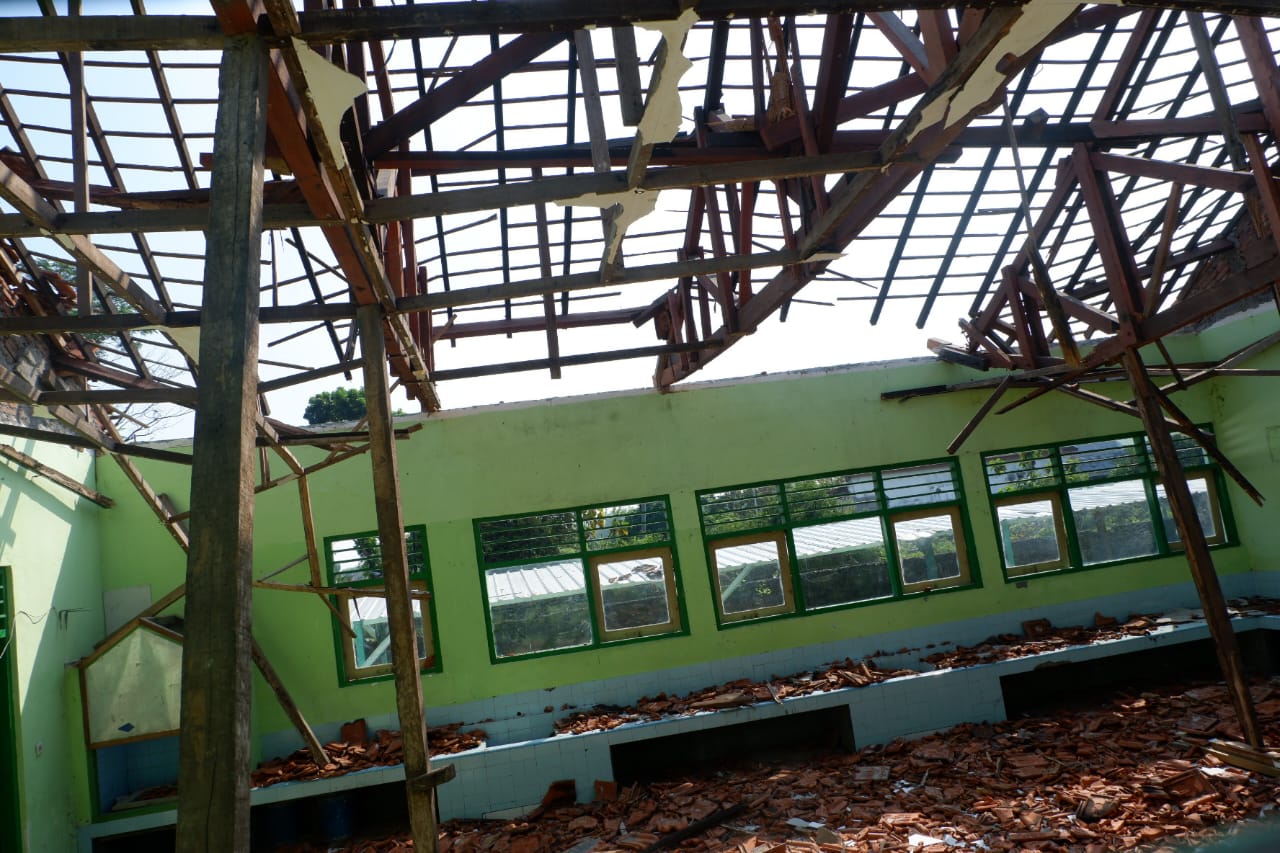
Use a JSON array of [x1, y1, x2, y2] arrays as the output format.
[[326, 527, 434, 682], [710, 536, 792, 618], [995, 498, 1065, 573], [1155, 476, 1222, 545], [894, 513, 963, 586], [984, 429, 1230, 579], [984, 448, 1058, 494], [793, 518, 892, 608], [1061, 437, 1148, 484], [1069, 481, 1157, 564], [882, 463, 958, 508], [785, 472, 880, 524], [593, 552, 677, 637], [346, 594, 427, 670], [583, 501, 670, 551], [477, 512, 578, 564], [485, 558, 592, 658], [698, 485, 785, 536], [477, 497, 681, 659]]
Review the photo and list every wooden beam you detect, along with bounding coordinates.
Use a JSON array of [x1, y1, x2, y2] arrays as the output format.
[[174, 33, 267, 853], [358, 304, 437, 852], [612, 26, 645, 126], [363, 32, 567, 160], [399, 247, 804, 312], [250, 638, 329, 768], [0, 442, 113, 507], [1122, 348, 1264, 750], [295, 1, 1280, 44]]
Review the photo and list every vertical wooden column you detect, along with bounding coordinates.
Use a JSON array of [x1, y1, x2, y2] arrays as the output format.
[[1122, 349, 1264, 749], [175, 34, 268, 853], [358, 304, 438, 851]]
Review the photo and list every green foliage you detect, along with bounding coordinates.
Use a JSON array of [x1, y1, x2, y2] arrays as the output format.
[[304, 387, 367, 425]]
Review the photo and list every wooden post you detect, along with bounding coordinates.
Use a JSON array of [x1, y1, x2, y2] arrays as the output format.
[[1122, 348, 1264, 748], [358, 304, 439, 851], [174, 34, 267, 853]]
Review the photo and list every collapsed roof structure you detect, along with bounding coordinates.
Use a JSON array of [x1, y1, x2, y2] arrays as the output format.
[[1, 1, 1279, 850]]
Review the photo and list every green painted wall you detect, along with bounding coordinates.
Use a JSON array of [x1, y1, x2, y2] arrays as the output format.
[[97, 350, 1247, 744], [1199, 307, 1280, 577], [0, 438, 104, 852]]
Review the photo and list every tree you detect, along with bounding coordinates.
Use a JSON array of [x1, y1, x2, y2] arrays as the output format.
[[303, 387, 367, 425]]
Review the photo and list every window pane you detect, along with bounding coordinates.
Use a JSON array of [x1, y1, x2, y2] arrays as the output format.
[[882, 463, 958, 508], [995, 500, 1062, 570], [1155, 477, 1221, 544], [1061, 437, 1147, 484], [596, 556, 672, 633], [785, 473, 880, 524], [1145, 432, 1211, 469], [477, 512, 579, 564], [794, 519, 892, 608], [699, 485, 785, 535], [330, 529, 427, 584], [984, 448, 1058, 495], [712, 540, 788, 615], [894, 515, 962, 586], [485, 559, 592, 658], [347, 595, 426, 669], [330, 535, 386, 583], [1068, 481, 1157, 564], [584, 501, 671, 551]]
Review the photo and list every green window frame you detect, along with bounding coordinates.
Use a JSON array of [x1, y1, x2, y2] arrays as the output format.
[[475, 497, 686, 662], [696, 458, 977, 627], [324, 526, 440, 685], [982, 427, 1234, 580]]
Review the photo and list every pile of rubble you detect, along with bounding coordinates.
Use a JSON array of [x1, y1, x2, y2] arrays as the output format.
[[251, 721, 486, 789], [554, 659, 915, 736], [923, 598, 1280, 671], [305, 677, 1280, 852]]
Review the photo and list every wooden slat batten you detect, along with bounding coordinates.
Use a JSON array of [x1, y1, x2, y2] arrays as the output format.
[[358, 303, 439, 852], [174, 33, 267, 853]]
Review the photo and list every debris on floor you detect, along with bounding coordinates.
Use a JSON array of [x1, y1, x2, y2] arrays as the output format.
[[554, 599, 1280, 739], [250, 722, 487, 789], [291, 675, 1280, 852], [554, 659, 915, 736]]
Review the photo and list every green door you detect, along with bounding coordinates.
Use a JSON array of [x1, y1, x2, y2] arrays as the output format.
[[0, 567, 21, 853]]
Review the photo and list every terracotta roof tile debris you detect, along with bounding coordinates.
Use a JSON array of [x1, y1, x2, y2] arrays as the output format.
[[286, 674, 1280, 852], [250, 722, 486, 789]]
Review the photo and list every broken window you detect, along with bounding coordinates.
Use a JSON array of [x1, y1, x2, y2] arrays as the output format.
[[476, 498, 684, 660], [325, 526, 437, 684], [697, 459, 974, 625], [983, 428, 1231, 579]]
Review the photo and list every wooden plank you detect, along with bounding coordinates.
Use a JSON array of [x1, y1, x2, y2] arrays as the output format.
[[612, 26, 645, 126], [867, 12, 933, 83], [0, 443, 113, 507], [174, 33, 267, 853], [1122, 348, 1264, 750], [400, 247, 803, 313], [357, 304, 438, 852], [363, 32, 567, 160], [250, 639, 329, 768]]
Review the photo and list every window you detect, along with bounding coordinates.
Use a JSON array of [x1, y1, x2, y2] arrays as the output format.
[[697, 460, 975, 625], [983, 428, 1231, 579], [325, 526, 437, 684], [475, 498, 683, 660]]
